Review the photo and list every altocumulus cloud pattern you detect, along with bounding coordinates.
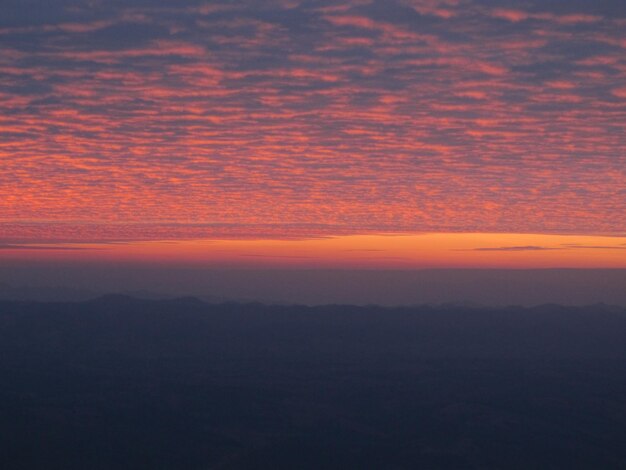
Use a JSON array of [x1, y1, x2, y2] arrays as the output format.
[[1, 0, 625, 243]]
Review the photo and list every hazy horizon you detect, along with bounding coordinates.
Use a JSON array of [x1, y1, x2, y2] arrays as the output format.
[[2, 265, 625, 307]]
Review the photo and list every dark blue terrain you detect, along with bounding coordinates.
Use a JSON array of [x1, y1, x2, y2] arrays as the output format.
[[1, 296, 626, 469]]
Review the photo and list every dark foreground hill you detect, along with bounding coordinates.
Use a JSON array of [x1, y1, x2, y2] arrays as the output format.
[[1, 296, 626, 469]]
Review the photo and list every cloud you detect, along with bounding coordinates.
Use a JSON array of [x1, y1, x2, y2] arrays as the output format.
[[0, 0, 624, 241], [490, 9, 602, 25], [464, 244, 626, 253], [0, 244, 96, 251], [465, 246, 560, 252], [561, 244, 626, 250]]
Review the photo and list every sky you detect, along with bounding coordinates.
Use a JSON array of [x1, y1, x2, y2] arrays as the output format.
[[1, 0, 625, 274]]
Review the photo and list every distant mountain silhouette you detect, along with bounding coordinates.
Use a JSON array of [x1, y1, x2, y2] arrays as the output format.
[[0, 284, 245, 304], [1, 297, 626, 469], [0, 284, 100, 301]]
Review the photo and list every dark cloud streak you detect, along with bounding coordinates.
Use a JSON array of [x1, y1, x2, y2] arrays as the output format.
[[462, 246, 561, 252], [0, 244, 98, 251]]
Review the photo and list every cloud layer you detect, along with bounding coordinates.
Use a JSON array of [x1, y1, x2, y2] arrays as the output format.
[[1, 0, 625, 242]]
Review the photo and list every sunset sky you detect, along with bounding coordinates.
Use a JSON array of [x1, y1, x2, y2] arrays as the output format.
[[1, 0, 625, 268]]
